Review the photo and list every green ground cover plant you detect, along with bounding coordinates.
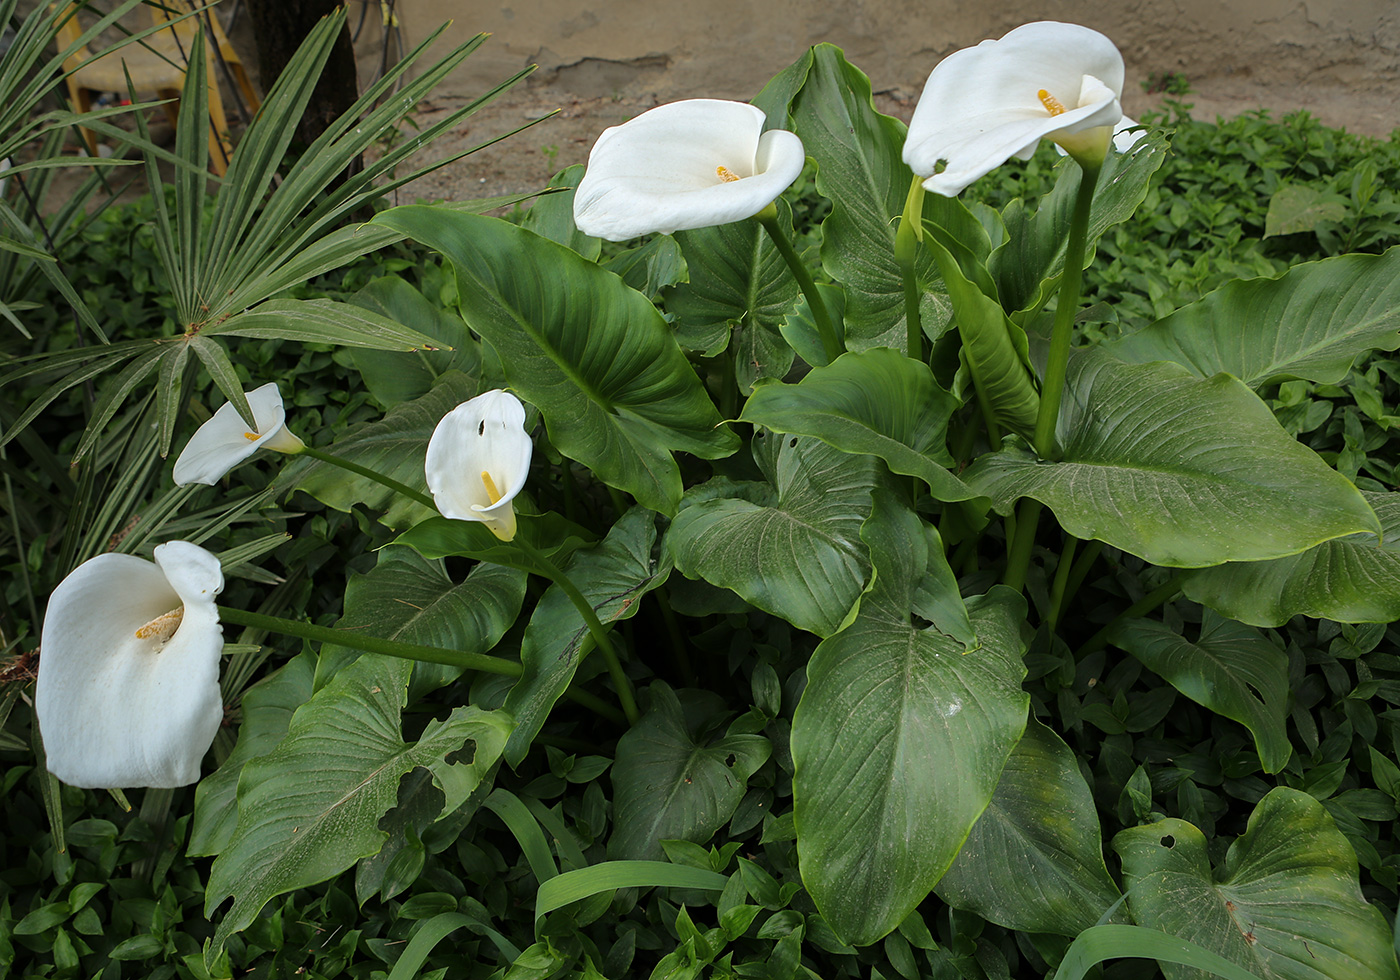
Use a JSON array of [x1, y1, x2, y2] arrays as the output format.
[[4, 7, 1400, 980]]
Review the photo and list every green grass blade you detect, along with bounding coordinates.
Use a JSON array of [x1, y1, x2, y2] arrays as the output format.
[[70, 344, 168, 464], [535, 862, 729, 924], [1052, 924, 1264, 980], [485, 790, 558, 884]]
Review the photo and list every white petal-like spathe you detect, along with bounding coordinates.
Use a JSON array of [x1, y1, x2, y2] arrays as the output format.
[[36, 541, 225, 788], [425, 389, 533, 540], [173, 382, 304, 486], [573, 99, 806, 241], [904, 21, 1125, 196]]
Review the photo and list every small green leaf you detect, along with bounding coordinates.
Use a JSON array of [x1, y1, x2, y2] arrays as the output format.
[[609, 683, 771, 860], [14, 902, 69, 935], [1264, 185, 1348, 238]]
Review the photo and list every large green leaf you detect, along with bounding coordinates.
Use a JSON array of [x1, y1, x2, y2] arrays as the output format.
[[349, 276, 479, 406], [666, 436, 882, 637], [519, 165, 601, 260], [790, 44, 938, 349], [329, 546, 528, 700], [1108, 612, 1291, 773], [395, 512, 595, 575], [608, 683, 771, 861], [1184, 491, 1400, 626], [963, 350, 1380, 567], [373, 207, 737, 514], [669, 200, 799, 392], [738, 347, 978, 503], [935, 718, 1122, 937], [989, 133, 1168, 322], [295, 372, 476, 530], [792, 493, 1029, 945], [188, 654, 317, 858], [1113, 788, 1400, 980], [504, 507, 671, 766], [921, 231, 1040, 440], [1101, 247, 1400, 387], [205, 654, 512, 961]]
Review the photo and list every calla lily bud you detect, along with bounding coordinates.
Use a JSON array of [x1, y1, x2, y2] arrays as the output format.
[[573, 99, 806, 241], [35, 541, 225, 788], [173, 382, 305, 486], [903, 21, 1126, 195], [425, 389, 533, 541]]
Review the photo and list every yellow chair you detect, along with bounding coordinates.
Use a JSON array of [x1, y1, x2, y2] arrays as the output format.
[[54, 2, 261, 175]]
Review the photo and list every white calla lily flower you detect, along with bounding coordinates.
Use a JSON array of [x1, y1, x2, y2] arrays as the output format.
[[173, 382, 305, 486], [1055, 115, 1145, 157], [904, 21, 1126, 196], [36, 541, 225, 788], [573, 99, 806, 241], [425, 389, 533, 541]]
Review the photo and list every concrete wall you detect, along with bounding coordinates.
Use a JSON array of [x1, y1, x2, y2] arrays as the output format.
[[397, 0, 1399, 123]]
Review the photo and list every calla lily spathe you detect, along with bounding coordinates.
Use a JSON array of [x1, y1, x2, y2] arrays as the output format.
[[173, 382, 305, 486], [426, 389, 533, 541], [573, 99, 806, 241], [904, 21, 1126, 196], [36, 541, 225, 788]]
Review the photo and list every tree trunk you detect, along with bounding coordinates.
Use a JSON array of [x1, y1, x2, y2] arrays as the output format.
[[245, 0, 358, 148]]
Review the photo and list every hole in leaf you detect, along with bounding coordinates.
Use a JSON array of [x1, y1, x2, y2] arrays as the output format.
[[1159, 835, 1175, 849], [788, 438, 798, 448], [445, 739, 477, 767]]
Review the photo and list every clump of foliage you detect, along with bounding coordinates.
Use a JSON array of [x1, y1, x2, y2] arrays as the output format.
[[4, 10, 1400, 980]]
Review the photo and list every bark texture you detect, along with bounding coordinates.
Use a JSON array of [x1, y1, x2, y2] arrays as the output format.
[[245, 0, 358, 147]]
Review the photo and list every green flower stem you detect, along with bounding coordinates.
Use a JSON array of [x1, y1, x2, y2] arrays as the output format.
[[1046, 534, 1079, 632], [606, 485, 629, 521], [1002, 498, 1042, 593], [510, 534, 642, 726], [757, 205, 844, 365], [1077, 574, 1185, 658], [217, 605, 625, 724], [896, 174, 926, 362], [297, 443, 436, 511], [1062, 539, 1105, 618], [1032, 159, 1101, 459], [655, 585, 696, 687]]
